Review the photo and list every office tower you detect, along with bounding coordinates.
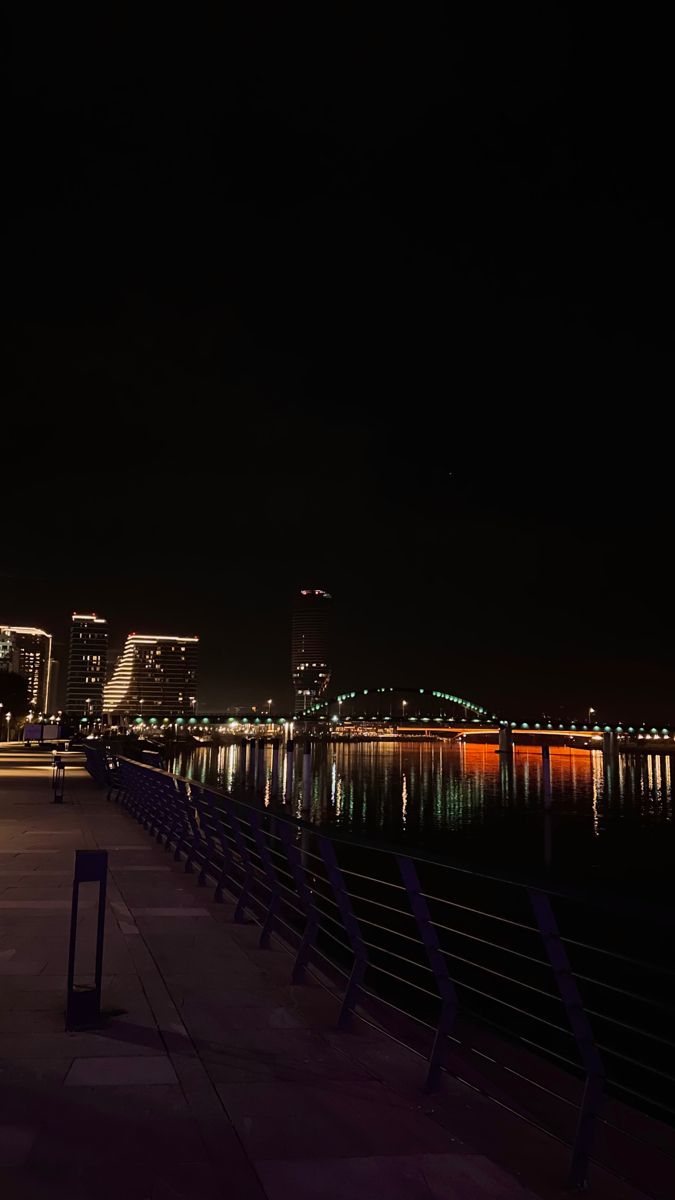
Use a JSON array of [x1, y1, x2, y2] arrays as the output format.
[[66, 613, 109, 716], [103, 633, 198, 716], [47, 659, 60, 715], [0, 626, 53, 712], [291, 588, 332, 713]]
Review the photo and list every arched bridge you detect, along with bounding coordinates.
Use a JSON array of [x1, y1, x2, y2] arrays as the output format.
[[295, 686, 494, 723], [294, 687, 673, 750]]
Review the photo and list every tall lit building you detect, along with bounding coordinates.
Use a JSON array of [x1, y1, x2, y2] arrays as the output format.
[[47, 660, 60, 715], [291, 589, 332, 713], [66, 613, 109, 716], [0, 626, 53, 712], [103, 633, 198, 716]]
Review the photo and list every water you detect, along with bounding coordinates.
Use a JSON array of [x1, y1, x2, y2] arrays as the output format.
[[168, 738, 674, 895]]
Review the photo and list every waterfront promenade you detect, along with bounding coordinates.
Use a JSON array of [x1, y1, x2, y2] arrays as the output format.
[[0, 748, 663, 1199]]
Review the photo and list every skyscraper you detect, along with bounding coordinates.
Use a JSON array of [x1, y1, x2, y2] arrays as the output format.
[[66, 613, 109, 716], [291, 589, 332, 713], [0, 626, 53, 712], [103, 633, 198, 717]]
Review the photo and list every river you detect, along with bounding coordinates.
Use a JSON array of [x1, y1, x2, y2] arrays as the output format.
[[167, 738, 674, 894]]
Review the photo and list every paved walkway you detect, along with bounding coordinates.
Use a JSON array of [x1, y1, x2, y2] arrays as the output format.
[[0, 750, 656, 1199]]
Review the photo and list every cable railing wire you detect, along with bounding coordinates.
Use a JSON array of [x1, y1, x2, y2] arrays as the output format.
[[96, 753, 675, 1195]]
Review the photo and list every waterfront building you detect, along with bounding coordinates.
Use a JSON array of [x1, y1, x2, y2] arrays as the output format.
[[103, 633, 198, 717], [0, 625, 53, 712], [291, 588, 332, 713], [47, 659, 60, 715], [66, 613, 109, 716]]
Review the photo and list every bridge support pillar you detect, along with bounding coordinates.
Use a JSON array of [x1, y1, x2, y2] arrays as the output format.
[[302, 741, 312, 813], [497, 724, 513, 754], [257, 738, 266, 790], [285, 738, 294, 801], [602, 730, 618, 758], [542, 745, 553, 869], [271, 739, 280, 796]]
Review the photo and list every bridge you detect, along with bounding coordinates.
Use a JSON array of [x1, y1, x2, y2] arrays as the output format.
[[294, 685, 673, 749], [100, 684, 673, 756]]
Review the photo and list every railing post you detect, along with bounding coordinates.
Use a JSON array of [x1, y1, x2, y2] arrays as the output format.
[[248, 807, 281, 948], [172, 778, 193, 863], [397, 855, 459, 1091], [222, 795, 254, 922], [318, 836, 368, 1029], [190, 783, 214, 886], [205, 792, 235, 903], [177, 779, 198, 873], [278, 821, 320, 983], [529, 889, 605, 1190]]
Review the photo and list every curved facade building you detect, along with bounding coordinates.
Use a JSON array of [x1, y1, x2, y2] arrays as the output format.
[[103, 633, 198, 717], [291, 589, 331, 713]]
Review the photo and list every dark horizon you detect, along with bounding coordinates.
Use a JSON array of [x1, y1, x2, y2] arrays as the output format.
[[4, 11, 673, 722]]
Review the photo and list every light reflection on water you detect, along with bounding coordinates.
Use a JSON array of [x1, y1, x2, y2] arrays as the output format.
[[168, 740, 674, 882]]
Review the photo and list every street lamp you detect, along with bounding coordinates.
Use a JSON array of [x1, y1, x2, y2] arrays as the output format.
[[84, 698, 91, 722], [267, 698, 273, 716], [5, 711, 11, 742], [402, 699, 408, 718], [588, 706, 595, 726]]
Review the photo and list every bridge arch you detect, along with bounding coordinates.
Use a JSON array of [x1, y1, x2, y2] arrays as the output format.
[[296, 686, 496, 723]]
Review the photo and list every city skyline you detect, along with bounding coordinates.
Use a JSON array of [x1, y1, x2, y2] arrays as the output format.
[[4, 10, 673, 722], [2, 15, 672, 1195], [1, 579, 673, 725]]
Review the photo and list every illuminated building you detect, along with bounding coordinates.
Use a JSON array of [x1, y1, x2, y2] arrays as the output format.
[[47, 659, 60, 714], [103, 633, 198, 717], [66, 613, 109, 716], [291, 588, 332, 713], [0, 625, 53, 712]]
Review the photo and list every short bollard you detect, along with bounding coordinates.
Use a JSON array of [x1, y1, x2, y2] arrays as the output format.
[[52, 755, 65, 804], [65, 849, 108, 1031]]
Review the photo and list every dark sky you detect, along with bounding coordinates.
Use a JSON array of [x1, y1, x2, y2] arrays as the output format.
[[3, 9, 673, 721]]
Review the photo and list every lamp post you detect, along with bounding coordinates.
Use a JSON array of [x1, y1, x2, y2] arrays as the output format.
[[267, 698, 273, 717], [588, 706, 595, 726], [5, 711, 11, 743], [402, 699, 408, 720]]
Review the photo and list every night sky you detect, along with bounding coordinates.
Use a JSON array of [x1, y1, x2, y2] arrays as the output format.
[[4, 10, 673, 721]]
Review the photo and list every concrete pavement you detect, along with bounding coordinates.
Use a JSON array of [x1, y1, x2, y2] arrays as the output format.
[[0, 748, 661, 1199]]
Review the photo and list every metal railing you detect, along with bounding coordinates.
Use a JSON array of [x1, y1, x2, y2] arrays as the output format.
[[83, 745, 675, 1193]]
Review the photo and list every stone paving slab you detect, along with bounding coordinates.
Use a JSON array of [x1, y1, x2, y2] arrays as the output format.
[[256, 1153, 539, 1200], [65, 1055, 178, 1086]]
